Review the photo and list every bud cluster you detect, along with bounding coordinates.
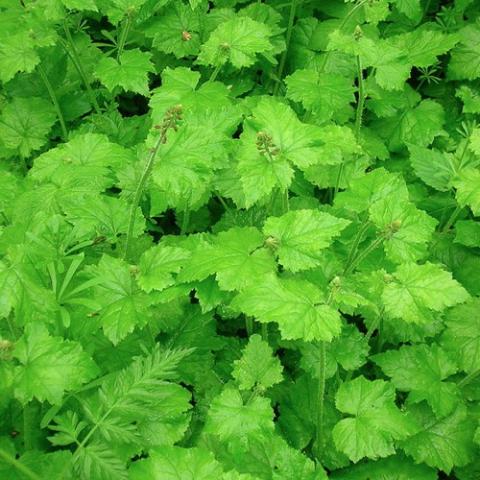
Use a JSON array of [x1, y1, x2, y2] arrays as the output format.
[[154, 104, 183, 142], [256, 131, 280, 158], [264, 235, 280, 250]]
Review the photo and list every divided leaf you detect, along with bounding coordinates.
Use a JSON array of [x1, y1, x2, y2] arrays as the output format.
[[232, 334, 283, 391]]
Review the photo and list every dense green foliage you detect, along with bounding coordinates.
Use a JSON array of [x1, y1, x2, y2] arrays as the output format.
[[1, 0, 480, 478]]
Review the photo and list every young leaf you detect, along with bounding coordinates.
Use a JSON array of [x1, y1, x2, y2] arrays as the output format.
[[232, 334, 283, 391], [13, 323, 98, 405], [333, 376, 417, 462], [263, 209, 350, 272]]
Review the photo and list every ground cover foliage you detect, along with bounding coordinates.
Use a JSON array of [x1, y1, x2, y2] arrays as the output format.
[[0, 0, 480, 478]]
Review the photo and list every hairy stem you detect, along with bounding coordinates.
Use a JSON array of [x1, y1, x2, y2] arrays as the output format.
[[23, 402, 34, 451], [273, 0, 298, 95], [62, 23, 101, 115], [261, 323, 268, 342], [180, 208, 191, 235], [334, 56, 365, 199], [318, 0, 368, 73], [0, 447, 41, 480], [123, 135, 166, 259], [315, 341, 326, 455], [37, 64, 68, 140], [343, 221, 370, 274], [458, 369, 480, 388], [246, 316, 254, 336], [441, 205, 463, 233], [209, 63, 222, 82], [344, 234, 385, 275], [117, 13, 133, 61]]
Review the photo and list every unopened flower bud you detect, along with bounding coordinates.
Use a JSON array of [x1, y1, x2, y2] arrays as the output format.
[[354, 25, 363, 41]]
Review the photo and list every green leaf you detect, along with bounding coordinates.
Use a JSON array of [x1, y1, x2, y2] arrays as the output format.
[[401, 405, 475, 473], [144, 3, 201, 58], [95, 48, 155, 95], [204, 386, 274, 440], [369, 197, 437, 263], [198, 16, 273, 68], [333, 376, 416, 462], [335, 168, 408, 213], [247, 97, 332, 169], [13, 323, 98, 404], [457, 85, 480, 114], [30, 133, 134, 186], [453, 168, 480, 215], [454, 220, 480, 247], [149, 66, 232, 124], [62, 195, 145, 242], [89, 255, 152, 344], [373, 344, 459, 417], [382, 263, 469, 324], [0, 97, 56, 157], [469, 127, 480, 156], [178, 227, 276, 291], [61, 0, 98, 11], [138, 244, 191, 292], [441, 297, 480, 374], [232, 334, 283, 391], [408, 144, 457, 191], [448, 24, 480, 80], [392, 0, 422, 21], [233, 275, 342, 342], [331, 454, 437, 480], [151, 123, 226, 210], [263, 209, 350, 272], [382, 262, 470, 324], [129, 446, 224, 479], [236, 135, 294, 208], [400, 100, 445, 147], [285, 69, 355, 123]]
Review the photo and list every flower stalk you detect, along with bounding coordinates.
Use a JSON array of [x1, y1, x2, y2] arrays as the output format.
[[123, 105, 183, 259]]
